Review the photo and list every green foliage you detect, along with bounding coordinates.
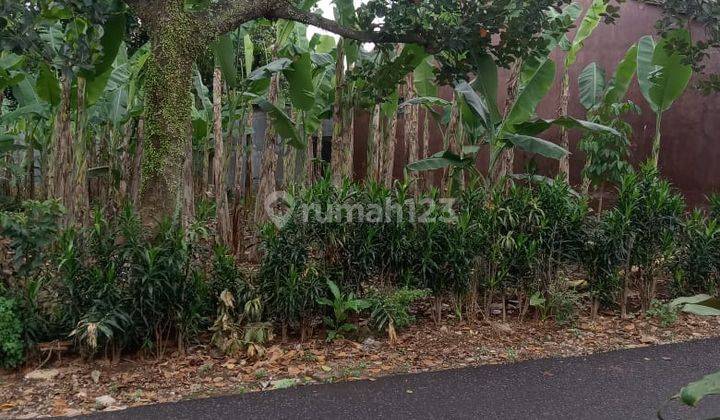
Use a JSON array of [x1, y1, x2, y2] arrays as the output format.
[[0, 296, 24, 369], [610, 164, 685, 309], [258, 224, 327, 330], [46, 206, 214, 356], [637, 30, 693, 114], [679, 371, 720, 407], [210, 246, 250, 308], [655, 0, 720, 93], [531, 285, 584, 326], [357, 0, 613, 83], [210, 291, 273, 359], [580, 214, 624, 306], [670, 295, 720, 317], [672, 211, 720, 297], [646, 299, 678, 327], [318, 280, 370, 341], [369, 288, 429, 337], [579, 102, 636, 189], [0, 200, 64, 277]]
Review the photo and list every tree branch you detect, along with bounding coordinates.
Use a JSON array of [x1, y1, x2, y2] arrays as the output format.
[[207, 0, 270, 38], [123, 0, 156, 21], [272, 4, 429, 47]]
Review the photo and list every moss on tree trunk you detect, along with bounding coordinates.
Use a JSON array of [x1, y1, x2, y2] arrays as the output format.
[[139, 0, 200, 224]]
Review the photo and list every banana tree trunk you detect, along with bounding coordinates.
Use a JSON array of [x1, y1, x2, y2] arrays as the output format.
[[421, 109, 431, 191], [117, 118, 135, 205], [558, 71, 571, 178], [129, 118, 144, 208], [404, 73, 419, 193], [25, 128, 35, 200], [651, 113, 662, 168], [48, 73, 74, 224], [369, 104, 382, 183], [241, 108, 254, 200], [73, 77, 89, 227], [254, 74, 280, 224], [331, 39, 354, 184], [442, 98, 460, 191], [305, 125, 315, 185], [494, 61, 522, 183], [213, 67, 231, 247], [384, 104, 399, 188]]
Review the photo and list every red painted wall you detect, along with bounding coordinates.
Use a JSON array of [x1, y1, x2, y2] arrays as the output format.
[[352, 0, 720, 205]]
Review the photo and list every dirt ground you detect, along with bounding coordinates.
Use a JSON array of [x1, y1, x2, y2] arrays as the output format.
[[1, 304, 718, 419]]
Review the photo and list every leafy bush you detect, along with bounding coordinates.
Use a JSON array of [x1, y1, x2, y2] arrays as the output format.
[[580, 214, 624, 315], [369, 288, 429, 341], [0, 200, 64, 278], [210, 246, 250, 305], [56, 208, 213, 357], [646, 299, 679, 327], [210, 291, 274, 359], [579, 102, 636, 194], [610, 164, 684, 313], [0, 296, 24, 369], [529, 284, 583, 326], [465, 179, 586, 318], [318, 280, 369, 342], [672, 211, 720, 297]]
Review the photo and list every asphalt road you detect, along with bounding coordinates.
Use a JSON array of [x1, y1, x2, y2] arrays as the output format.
[[86, 338, 720, 420]]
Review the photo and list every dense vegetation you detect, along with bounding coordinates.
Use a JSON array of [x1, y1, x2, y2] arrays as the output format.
[[1, 0, 719, 370]]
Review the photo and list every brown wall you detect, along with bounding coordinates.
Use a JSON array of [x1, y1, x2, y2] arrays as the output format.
[[352, 0, 720, 205]]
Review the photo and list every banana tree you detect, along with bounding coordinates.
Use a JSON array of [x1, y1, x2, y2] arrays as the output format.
[[407, 57, 621, 193], [557, 0, 607, 177], [577, 44, 638, 202], [636, 29, 693, 168]]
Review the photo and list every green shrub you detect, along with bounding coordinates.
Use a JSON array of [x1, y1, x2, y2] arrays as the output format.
[[369, 288, 429, 340], [580, 214, 624, 315], [57, 208, 213, 356], [210, 246, 251, 310], [318, 280, 369, 342], [646, 299, 679, 327], [0, 200, 64, 277], [0, 296, 24, 369], [672, 211, 720, 297], [709, 194, 720, 220], [611, 164, 685, 313]]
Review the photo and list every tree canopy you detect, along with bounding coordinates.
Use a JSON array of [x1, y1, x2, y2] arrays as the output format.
[[653, 0, 720, 93]]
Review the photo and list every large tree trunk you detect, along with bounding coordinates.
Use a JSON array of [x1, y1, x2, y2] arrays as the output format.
[[213, 67, 231, 247], [139, 2, 198, 226]]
